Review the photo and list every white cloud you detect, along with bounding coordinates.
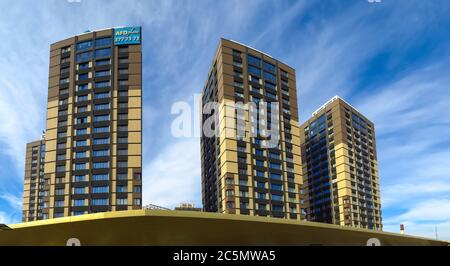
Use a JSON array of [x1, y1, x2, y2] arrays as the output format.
[[142, 138, 201, 209], [0, 211, 14, 225], [383, 200, 450, 240], [387, 200, 450, 223], [0, 193, 22, 210]]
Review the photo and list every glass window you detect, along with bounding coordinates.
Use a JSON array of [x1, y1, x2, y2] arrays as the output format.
[[74, 199, 85, 207], [118, 114, 128, 120], [95, 81, 111, 88], [76, 140, 87, 147], [77, 95, 88, 102], [77, 128, 87, 135], [75, 151, 86, 158], [118, 126, 128, 132], [117, 137, 128, 144], [255, 160, 264, 167], [247, 54, 261, 66], [255, 149, 264, 156], [271, 183, 282, 191], [265, 82, 276, 91], [92, 198, 109, 206], [78, 106, 87, 113], [77, 117, 88, 124], [116, 186, 127, 193], [93, 138, 109, 145], [263, 71, 276, 83], [117, 198, 128, 205], [256, 181, 266, 189], [79, 62, 89, 70], [77, 40, 92, 51], [78, 73, 89, 80], [53, 212, 64, 218], [119, 68, 129, 75], [94, 126, 109, 133], [248, 65, 261, 76], [57, 143, 67, 149], [92, 174, 109, 181], [266, 91, 277, 99], [270, 173, 282, 180], [94, 103, 110, 110], [92, 162, 109, 169], [93, 149, 109, 157], [272, 194, 283, 201], [117, 161, 128, 168], [95, 37, 111, 47], [78, 83, 89, 91], [76, 51, 92, 62], [263, 61, 276, 73], [55, 188, 65, 195], [61, 46, 71, 53], [269, 162, 281, 169], [117, 173, 128, 180], [95, 48, 112, 58], [75, 163, 86, 170], [94, 115, 110, 122], [95, 70, 110, 77], [96, 59, 111, 66], [57, 130, 67, 138], [94, 92, 110, 99], [60, 67, 70, 74], [269, 152, 280, 159], [272, 204, 284, 211], [92, 186, 109, 194], [74, 175, 86, 182]]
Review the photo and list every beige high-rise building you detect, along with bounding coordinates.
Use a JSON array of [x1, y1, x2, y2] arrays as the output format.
[[201, 39, 306, 220], [300, 96, 382, 230], [22, 138, 46, 222], [22, 27, 143, 222]]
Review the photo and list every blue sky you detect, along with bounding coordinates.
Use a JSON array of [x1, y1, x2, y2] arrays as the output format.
[[0, 0, 450, 240]]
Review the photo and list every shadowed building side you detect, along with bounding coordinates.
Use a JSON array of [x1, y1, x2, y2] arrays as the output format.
[[201, 39, 306, 220], [300, 96, 382, 230]]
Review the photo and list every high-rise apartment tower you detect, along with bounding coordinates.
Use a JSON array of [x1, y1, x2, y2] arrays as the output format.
[[22, 27, 143, 222], [201, 39, 306, 220], [300, 96, 382, 230]]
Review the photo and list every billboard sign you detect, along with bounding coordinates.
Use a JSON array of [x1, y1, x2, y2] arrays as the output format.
[[114, 26, 141, 45]]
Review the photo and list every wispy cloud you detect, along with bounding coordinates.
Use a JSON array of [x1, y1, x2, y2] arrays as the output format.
[[142, 139, 201, 208], [0, 211, 14, 225], [0, 193, 22, 210], [383, 199, 450, 240]]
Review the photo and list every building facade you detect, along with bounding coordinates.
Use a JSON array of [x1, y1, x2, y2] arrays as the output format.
[[22, 27, 143, 222], [300, 96, 382, 230], [201, 39, 306, 220], [22, 138, 46, 222]]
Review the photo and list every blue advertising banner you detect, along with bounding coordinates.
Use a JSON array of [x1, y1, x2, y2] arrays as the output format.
[[114, 27, 141, 45]]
